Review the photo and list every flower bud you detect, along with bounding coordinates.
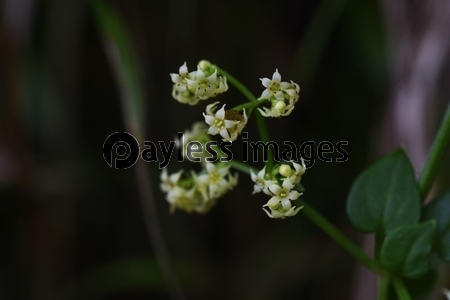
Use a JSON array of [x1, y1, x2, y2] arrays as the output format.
[[279, 164, 294, 177]]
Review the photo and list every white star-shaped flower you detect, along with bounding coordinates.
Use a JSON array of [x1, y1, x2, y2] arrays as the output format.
[[195, 163, 235, 200], [250, 166, 276, 195], [203, 102, 239, 141], [263, 205, 303, 219], [265, 178, 302, 210], [160, 169, 183, 193], [259, 69, 291, 100]]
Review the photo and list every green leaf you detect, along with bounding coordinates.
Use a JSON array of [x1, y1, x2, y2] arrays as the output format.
[[422, 188, 450, 261], [380, 221, 435, 279], [346, 148, 421, 233]]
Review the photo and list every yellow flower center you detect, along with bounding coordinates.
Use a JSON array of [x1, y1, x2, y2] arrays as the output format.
[[270, 82, 280, 92], [214, 119, 225, 129], [280, 192, 287, 198], [209, 171, 221, 184]]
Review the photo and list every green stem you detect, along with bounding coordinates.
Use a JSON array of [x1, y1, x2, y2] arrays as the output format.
[[232, 98, 269, 111], [392, 278, 412, 300], [377, 276, 390, 300], [215, 66, 257, 103], [298, 200, 385, 275], [228, 161, 385, 275], [255, 111, 275, 171], [418, 101, 450, 201], [228, 160, 258, 174], [216, 65, 274, 171]]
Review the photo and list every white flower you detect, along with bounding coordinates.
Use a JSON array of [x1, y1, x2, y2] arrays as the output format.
[[258, 69, 300, 118], [186, 67, 219, 99], [170, 62, 190, 91], [265, 178, 302, 211], [250, 166, 276, 195], [195, 163, 237, 200], [263, 205, 303, 219], [176, 122, 210, 162], [258, 98, 295, 117], [160, 169, 183, 193], [279, 159, 306, 185], [225, 109, 248, 141], [170, 61, 228, 105], [166, 186, 199, 213], [203, 102, 247, 142], [261, 178, 303, 219], [259, 69, 291, 100], [170, 62, 201, 105]]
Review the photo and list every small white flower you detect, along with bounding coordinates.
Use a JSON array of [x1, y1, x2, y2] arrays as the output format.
[[195, 163, 237, 200], [225, 109, 248, 141], [285, 81, 300, 103], [160, 169, 183, 193], [170, 62, 190, 90], [176, 122, 211, 162], [258, 98, 295, 117], [166, 186, 199, 214], [259, 69, 291, 100], [261, 177, 303, 219], [250, 166, 276, 195], [204, 102, 247, 142], [170, 61, 228, 105], [279, 159, 306, 185], [186, 67, 219, 100], [258, 69, 300, 118], [170, 62, 201, 105], [265, 178, 302, 211], [263, 205, 303, 219]]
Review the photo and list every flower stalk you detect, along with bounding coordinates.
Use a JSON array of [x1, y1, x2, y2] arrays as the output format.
[[418, 101, 450, 201]]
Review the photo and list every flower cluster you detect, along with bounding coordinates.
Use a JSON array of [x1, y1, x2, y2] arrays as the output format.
[[203, 102, 247, 142], [165, 60, 306, 220], [170, 61, 228, 105], [251, 160, 306, 219], [258, 69, 300, 117], [160, 163, 238, 214]]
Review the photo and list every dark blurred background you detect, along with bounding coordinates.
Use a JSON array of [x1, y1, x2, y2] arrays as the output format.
[[1, 0, 450, 299]]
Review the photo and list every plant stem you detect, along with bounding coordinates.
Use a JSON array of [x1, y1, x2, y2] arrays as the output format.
[[392, 278, 412, 300], [228, 160, 258, 174], [255, 111, 275, 171], [216, 65, 274, 171], [377, 276, 390, 300], [91, 2, 184, 299], [232, 98, 268, 111], [298, 200, 385, 275], [215, 66, 258, 103], [418, 101, 450, 201]]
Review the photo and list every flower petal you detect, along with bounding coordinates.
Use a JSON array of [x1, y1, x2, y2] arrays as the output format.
[[272, 69, 281, 81], [203, 115, 215, 125], [260, 78, 271, 87], [281, 198, 292, 210], [216, 105, 226, 119]]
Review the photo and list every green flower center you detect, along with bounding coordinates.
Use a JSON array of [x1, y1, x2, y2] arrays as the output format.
[[270, 82, 280, 92], [209, 171, 221, 184], [214, 119, 225, 129]]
